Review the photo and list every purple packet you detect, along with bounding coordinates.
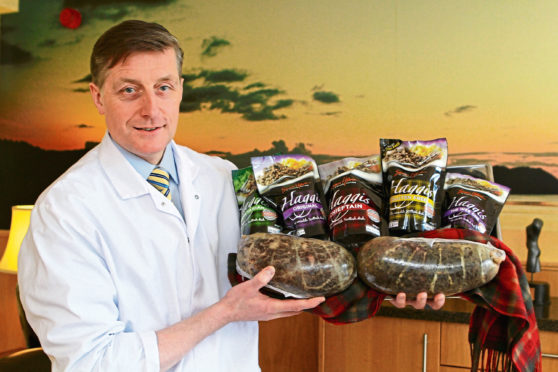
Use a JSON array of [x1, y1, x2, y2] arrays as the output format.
[[251, 155, 328, 239], [442, 172, 510, 234]]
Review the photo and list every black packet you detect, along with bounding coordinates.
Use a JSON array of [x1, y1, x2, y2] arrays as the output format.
[[318, 156, 384, 254], [380, 138, 448, 236]]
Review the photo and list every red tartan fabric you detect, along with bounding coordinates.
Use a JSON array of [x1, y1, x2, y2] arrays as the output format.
[[419, 228, 541, 372], [227, 228, 541, 372]]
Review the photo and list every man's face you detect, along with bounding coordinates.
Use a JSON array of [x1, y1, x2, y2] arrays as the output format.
[[89, 48, 183, 164]]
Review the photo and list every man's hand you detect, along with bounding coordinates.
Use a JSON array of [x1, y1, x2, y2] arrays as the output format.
[[389, 292, 445, 310], [221, 266, 325, 322], [157, 266, 323, 370]]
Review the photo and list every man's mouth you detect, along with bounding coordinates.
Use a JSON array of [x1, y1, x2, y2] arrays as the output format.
[[135, 126, 163, 132]]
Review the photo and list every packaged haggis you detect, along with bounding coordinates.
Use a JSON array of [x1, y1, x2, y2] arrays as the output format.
[[232, 166, 254, 208], [251, 154, 328, 239], [232, 167, 282, 235], [442, 172, 510, 235], [380, 138, 448, 235], [319, 156, 383, 253]]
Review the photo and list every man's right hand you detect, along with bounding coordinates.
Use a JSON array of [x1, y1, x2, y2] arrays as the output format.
[[157, 266, 324, 371], [221, 266, 325, 323]]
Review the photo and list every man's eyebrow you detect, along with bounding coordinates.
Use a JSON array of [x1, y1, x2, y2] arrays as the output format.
[[158, 75, 179, 83], [112, 75, 179, 89], [113, 78, 141, 88]]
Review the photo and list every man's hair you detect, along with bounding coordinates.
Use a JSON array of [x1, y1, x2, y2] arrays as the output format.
[[90, 20, 184, 88]]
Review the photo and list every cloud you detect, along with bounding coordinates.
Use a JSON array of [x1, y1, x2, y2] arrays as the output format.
[[62, 0, 176, 22], [180, 68, 294, 121], [38, 39, 56, 48], [0, 41, 33, 65], [200, 69, 248, 83], [38, 36, 84, 48], [313, 91, 340, 104], [72, 74, 92, 92], [73, 74, 92, 84], [244, 82, 266, 90], [201, 37, 231, 58], [445, 105, 477, 117], [91, 8, 129, 22], [75, 123, 94, 129], [63, 0, 171, 6]]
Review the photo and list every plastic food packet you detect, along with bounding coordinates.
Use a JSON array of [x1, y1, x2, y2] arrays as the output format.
[[237, 233, 356, 298], [380, 138, 448, 235], [232, 167, 255, 208], [442, 172, 510, 234], [232, 167, 282, 235], [318, 156, 383, 253], [357, 236, 506, 297], [251, 155, 328, 239]]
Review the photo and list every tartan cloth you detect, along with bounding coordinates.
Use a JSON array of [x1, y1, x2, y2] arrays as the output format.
[[227, 228, 541, 372]]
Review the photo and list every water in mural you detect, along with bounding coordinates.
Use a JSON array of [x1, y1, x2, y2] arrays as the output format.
[[1, 0, 557, 229]]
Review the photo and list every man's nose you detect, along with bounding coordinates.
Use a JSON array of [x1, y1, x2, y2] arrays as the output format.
[[140, 91, 160, 118]]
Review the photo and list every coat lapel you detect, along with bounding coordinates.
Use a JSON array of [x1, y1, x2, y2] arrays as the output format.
[[172, 141, 202, 240]]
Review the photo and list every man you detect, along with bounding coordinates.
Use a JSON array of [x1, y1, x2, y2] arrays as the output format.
[[18, 20, 444, 372]]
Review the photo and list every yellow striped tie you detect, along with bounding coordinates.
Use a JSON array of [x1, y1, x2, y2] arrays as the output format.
[[147, 167, 171, 200]]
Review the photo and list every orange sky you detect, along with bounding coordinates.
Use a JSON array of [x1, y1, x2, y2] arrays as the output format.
[[1, 0, 557, 157]]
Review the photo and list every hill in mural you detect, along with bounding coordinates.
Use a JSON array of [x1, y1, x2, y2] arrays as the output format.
[[0, 139, 88, 229], [493, 166, 558, 195]]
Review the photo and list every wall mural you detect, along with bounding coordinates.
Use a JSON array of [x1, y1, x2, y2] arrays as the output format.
[[1, 0, 557, 229]]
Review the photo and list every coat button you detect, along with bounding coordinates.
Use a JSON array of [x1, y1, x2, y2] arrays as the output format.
[[195, 194, 200, 200]]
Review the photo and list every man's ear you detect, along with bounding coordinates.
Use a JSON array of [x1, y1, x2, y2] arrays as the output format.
[[178, 77, 184, 102], [89, 82, 105, 115]]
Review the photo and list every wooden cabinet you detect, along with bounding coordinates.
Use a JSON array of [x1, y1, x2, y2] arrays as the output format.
[[319, 316, 440, 372], [0, 272, 26, 355], [439, 367, 469, 371], [259, 314, 443, 372], [258, 312, 319, 372], [540, 330, 558, 371], [256, 314, 558, 372], [440, 322, 469, 368]]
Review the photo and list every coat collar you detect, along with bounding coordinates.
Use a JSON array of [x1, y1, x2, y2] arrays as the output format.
[[171, 140, 200, 183], [97, 132, 202, 200], [98, 133, 150, 200]]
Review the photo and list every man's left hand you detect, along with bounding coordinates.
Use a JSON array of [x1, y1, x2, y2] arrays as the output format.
[[389, 292, 445, 310]]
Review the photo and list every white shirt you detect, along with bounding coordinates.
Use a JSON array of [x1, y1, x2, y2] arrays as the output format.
[[18, 133, 260, 372]]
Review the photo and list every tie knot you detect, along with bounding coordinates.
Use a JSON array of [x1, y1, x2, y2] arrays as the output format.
[[147, 167, 171, 199]]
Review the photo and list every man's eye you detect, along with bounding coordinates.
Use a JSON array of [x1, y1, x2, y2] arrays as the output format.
[[160, 85, 170, 92], [124, 87, 135, 94]]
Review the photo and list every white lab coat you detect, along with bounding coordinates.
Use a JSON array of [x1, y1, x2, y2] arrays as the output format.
[[18, 133, 260, 371]]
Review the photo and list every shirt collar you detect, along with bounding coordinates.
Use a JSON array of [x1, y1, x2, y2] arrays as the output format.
[[110, 135, 179, 184]]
